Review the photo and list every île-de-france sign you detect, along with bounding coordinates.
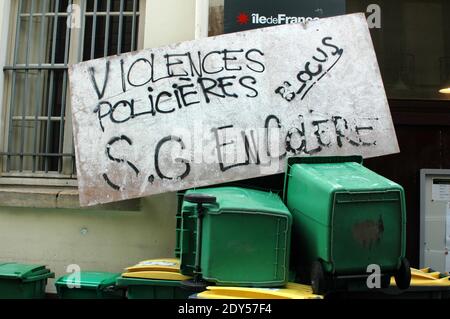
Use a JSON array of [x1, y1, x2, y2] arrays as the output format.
[[69, 13, 399, 206]]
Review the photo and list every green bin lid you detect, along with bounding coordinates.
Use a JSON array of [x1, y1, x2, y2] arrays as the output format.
[[55, 272, 121, 290], [182, 187, 290, 216], [0, 262, 53, 281], [283, 155, 401, 201]]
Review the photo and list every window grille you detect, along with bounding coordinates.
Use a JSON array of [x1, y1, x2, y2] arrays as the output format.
[[1, 0, 140, 178]]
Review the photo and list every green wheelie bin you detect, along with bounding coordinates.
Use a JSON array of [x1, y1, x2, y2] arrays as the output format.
[[116, 258, 195, 299], [178, 186, 292, 288], [0, 263, 54, 299], [283, 156, 411, 295], [55, 272, 124, 299]]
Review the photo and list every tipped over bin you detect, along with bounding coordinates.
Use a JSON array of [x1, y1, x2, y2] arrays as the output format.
[[178, 187, 292, 287], [283, 156, 411, 294], [385, 268, 450, 299]]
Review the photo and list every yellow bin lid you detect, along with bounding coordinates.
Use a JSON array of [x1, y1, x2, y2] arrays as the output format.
[[125, 258, 181, 273], [122, 258, 191, 281], [390, 268, 450, 287], [122, 270, 191, 281], [196, 283, 323, 299]]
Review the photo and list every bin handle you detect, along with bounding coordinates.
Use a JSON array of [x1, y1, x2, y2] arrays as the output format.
[[181, 225, 191, 255], [23, 272, 55, 283], [98, 285, 126, 298], [181, 208, 197, 256], [102, 284, 123, 293]]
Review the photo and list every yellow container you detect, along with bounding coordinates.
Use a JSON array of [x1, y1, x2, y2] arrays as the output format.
[[117, 258, 194, 299], [195, 282, 323, 299], [390, 268, 450, 287], [121, 258, 191, 281], [124, 258, 182, 273]]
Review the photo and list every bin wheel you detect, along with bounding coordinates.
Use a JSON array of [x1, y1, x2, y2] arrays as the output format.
[[311, 260, 328, 295], [394, 258, 411, 290]]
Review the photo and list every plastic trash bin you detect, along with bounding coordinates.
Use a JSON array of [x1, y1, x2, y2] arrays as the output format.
[[283, 156, 410, 294], [384, 267, 450, 299], [328, 267, 450, 299], [0, 262, 54, 299], [179, 187, 292, 287], [55, 272, 124, 299], [116, 258, 195, 299], [193, 282, 323, 299]]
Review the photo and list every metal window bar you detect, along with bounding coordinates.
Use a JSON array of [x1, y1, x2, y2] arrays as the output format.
[[32, 0, 48, 173], [5, 0, 24, 172], [2, 0, 140, 176], [58, 0, 72, 173], [19, 12, 140, 17], [131, 0, 137, 52], [4, 64, 71, 70], [90, 0, 98, 60], [118, 0, 124, 54], [43, 0, 60, 173], [19, 0, 35, 172], [104, 0, 111, 57]]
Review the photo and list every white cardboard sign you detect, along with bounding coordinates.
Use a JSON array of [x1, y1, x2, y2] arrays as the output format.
[[69, 13, 399, 206]]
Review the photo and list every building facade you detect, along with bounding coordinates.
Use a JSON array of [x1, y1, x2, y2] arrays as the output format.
[[0, 0, 202, 294], [0, 0, 449, 294]]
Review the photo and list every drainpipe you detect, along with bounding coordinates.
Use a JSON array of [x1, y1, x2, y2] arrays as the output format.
[[195, 0, 209, 39]]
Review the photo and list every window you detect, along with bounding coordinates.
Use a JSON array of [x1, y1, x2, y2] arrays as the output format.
[[1, 0, 143, 185], [346, 0, 450, 101], [211, 0, 450, 101]]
